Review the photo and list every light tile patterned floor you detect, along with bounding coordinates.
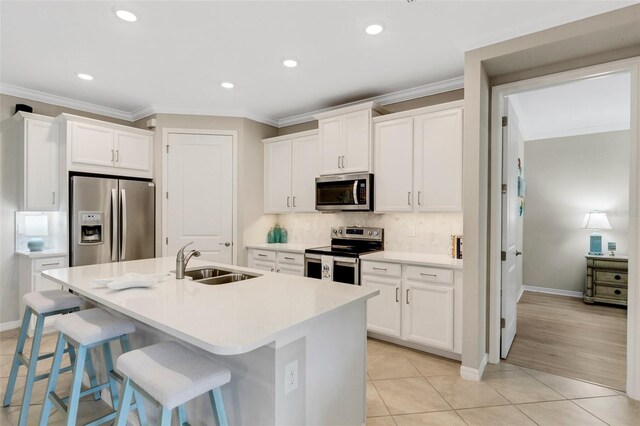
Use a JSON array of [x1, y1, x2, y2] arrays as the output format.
[[1, 329, 639, 425], [366, 338, 640, 426]]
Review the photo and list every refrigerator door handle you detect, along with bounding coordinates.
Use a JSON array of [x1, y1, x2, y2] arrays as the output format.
[[120, 188, 127, 260], [111, 189, 117, 262]]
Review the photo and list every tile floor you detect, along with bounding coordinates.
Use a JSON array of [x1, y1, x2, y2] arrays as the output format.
[[1, 328, 639, 425], [367, 339, 640, 426]]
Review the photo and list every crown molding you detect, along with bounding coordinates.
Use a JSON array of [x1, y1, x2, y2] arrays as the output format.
[[0, 83, 135, 122], [137, 104, 280, 127], [276, 76, 464, 127]]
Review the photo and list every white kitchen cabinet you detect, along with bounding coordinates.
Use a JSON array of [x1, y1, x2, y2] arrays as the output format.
[[263, 130, 319, 214], [60, 114, 154, 179], [373, 102, 463, 213], [362, 259, 462, 357], [247, 248, 305, 276], [14, 113, 59, 211], [315, 103, 375, 175]]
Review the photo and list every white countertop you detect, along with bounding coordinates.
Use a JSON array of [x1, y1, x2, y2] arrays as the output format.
[[246, 243, 327, 253], [43, 257, 378, 356], [16, 249, 68, 259], [361, 251, 463, 269]]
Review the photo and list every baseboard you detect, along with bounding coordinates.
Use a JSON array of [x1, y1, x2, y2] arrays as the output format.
[[523, 285, 582, 298], [460, 353, 488, 381], [368, 331, 461, 361], [517, 286, 525, 302], [0, 320, 21, 332]]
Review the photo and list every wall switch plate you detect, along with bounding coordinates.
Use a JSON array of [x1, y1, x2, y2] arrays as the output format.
[[284, 359, 299, 395]]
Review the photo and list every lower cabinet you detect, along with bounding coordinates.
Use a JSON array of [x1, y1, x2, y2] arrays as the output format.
[[362, 260, 462, 355], [247, 248, 304, 276]]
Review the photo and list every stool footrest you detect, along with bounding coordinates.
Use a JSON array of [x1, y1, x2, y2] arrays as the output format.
[[17, 346, 72, 369], [33, 365, 73, 383]]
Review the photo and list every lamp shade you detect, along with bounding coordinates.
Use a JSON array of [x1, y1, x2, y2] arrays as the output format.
[[581, 212, 612, 230], [24, 215, 48, 237]]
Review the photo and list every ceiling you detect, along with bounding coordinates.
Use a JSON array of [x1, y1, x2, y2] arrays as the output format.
[[509, 72, 631, 141], [1, 1, 636, 127]]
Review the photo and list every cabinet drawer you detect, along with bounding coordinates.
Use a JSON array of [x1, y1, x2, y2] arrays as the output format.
[[594, 284, 627, 299], [361, 261, 401, 278], [34, 257, 67, 272], [277, 252, 304, 266], [252, 259, 276, 272], [595, 271, 627, 285], [251, 250, 276, 262], [278, 264, 305, 276], [406, 265, 453, 284]]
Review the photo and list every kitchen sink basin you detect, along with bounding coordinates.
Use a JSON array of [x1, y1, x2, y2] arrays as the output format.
[[197, 273, 259, 285], [182, 267, 233, 280]]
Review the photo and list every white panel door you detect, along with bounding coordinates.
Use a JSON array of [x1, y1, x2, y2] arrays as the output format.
[[362, 275, 402, 337], [342, 110, 371, 173], [501, 100, 519, 358], [292, 134, 319, 212], [414, 108, 463, 212], [374, 117, 414, 212], [167, 133, 233, 263], [115, 131, 153, 172], [403, 281, 454, 351], [318, 116, 342, 175], [264, 140, 292, 213], [70, 121, 114, 167], [25, 119, 58, 210]]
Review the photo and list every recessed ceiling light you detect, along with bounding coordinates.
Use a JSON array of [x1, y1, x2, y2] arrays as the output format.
[[221, 82, 235, 89], [76, 73, 94, 81], [365, 23, 384, 35], [283, 59, 298, 68], [116, 10, 137, 22]]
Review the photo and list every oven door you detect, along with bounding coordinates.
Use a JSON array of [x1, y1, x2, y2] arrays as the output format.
[[333, 256, 360, 285], [315, 174, 372, 211], [304, 254, 322, 279]]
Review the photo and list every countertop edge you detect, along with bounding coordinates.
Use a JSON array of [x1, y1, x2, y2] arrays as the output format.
[[360, 252, 463, 269]]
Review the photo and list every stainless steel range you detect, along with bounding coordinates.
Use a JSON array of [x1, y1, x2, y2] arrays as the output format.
[[304, 226, 384, 285]]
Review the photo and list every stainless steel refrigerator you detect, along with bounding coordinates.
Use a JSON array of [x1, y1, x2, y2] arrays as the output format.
[[70, 175, 155, 266]]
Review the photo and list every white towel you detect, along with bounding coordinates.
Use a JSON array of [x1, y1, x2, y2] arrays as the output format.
[[92, 273, 168, 290]]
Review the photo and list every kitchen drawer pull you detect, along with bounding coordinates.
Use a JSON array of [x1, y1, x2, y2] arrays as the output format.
[[408, 192, 412, 206], [373, 267, 387, 271], [284, 256, 295, 260], [420, 273, 438, 277], [395, 287, 400, 303], [615, 289, 622, 295], [615, 275, 621, 280], [41, 262, 60, 267], [418, 191, 422, 206], [287, 196, 290, 207], [258, 254, 267, 257], [406, 289, 410, 304], [111, 149, 114, 162], [293, 196, 296, 208]]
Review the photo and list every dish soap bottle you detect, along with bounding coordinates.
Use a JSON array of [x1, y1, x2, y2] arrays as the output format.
[[273, 224, 282, 243], [267, 227, 275, 244], [280, 226, 288, 244]]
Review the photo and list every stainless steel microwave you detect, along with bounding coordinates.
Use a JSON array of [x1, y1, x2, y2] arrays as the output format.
[[315, 173, 374, 212]]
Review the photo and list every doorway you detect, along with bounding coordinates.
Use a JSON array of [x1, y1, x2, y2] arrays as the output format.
[[162, 129, 235, 264], [490, 59, 638, 394]]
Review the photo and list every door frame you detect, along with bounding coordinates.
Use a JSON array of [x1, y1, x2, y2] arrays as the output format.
[[161, 128, 238, 265], [488, 57, 640, 398]]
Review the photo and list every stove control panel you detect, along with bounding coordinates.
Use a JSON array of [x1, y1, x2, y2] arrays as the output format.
[[331, 226, 383, 241]]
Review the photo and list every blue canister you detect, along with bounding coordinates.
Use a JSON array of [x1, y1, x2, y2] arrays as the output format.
[[273, 224, 282, 243], [267, 228, 275, 244], [280, 227, 288, 244]]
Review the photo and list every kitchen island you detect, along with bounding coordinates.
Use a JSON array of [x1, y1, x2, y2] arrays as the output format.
[[43, 257, 378, 425]]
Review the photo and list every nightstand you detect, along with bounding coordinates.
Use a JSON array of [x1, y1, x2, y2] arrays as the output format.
[[584, 254, 628, 306]]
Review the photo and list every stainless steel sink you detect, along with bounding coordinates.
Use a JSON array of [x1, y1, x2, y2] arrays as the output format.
[[197, 273, 259, 285], [183, 267, 233, 280]]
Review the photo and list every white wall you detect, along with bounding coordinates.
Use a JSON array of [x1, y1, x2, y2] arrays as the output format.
[[523, 130, 630, 293]]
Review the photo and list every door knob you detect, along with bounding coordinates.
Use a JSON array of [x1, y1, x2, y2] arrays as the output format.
[[219, 242, 231, 247], [516, 251, 522, 256]]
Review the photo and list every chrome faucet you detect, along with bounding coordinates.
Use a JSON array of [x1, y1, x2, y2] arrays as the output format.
[[176, 242, 201, 279]]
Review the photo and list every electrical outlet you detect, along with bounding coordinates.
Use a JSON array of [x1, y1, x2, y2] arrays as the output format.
[[305, 223, 311, 232], [408, 226, 416, 237], [284, 359, 298, 395]]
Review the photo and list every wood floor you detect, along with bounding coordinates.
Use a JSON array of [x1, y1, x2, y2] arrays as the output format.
[[506, 291, 627, 390]]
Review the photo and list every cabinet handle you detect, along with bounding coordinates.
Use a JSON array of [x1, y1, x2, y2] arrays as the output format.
[[287, 196, 290, 208], [258, 254, 267, 257], [420, 273, 437, 277], [41, 262, 60, 267], [338, 156, 341, 169], [341, 156, 345, 168], [615, 289, 622, 295], [116, 150, 120, 163], [418, 191, 422, 206], [408, 192, 412, 206], [293, 196, 296, 208], [615, 275, 621, 280], [284, 257, 295, 260], [111, 149, 114, 162], [51, 192, 56, 205], [372, 267, 387, 271], [276, 268, 281, 273], [395, 287, 399, 303], [406, 289, 410, 304], [270, 268, 274, 272]]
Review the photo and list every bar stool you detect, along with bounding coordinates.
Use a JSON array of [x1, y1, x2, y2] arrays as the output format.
[[114, 341, 231, 426], [39, 308, 146, 426], [3, 290, 99, 426]]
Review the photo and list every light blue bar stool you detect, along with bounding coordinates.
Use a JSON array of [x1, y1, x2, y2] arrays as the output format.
[[115, 341, 231, 426], [2, 289, 100, 426], [39, 308, 146, 426]]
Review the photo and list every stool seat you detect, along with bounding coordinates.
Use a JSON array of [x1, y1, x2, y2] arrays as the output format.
[[118, 341, 231, 410], [55, 308, 135, 346], [23, 290, 82, 315]]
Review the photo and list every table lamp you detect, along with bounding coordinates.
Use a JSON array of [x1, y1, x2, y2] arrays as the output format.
[[25, 215, 48, 252], [581, 211, 611, 256]]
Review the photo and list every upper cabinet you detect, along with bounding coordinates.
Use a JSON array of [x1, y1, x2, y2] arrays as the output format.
[[373, 102, 463, 213], [60, 114, 154, 179], [315, 102, 376, 175], [263, 130, 319, 214], [14, 112, 59, 211]]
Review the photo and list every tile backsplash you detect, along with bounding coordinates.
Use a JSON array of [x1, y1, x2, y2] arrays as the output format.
[[276, 212, 463, 255]]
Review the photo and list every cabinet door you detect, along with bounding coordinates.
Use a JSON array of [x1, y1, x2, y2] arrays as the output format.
[[264, 140, 292, 213], [115, 131, 153, 173], [318, 116, 343, 175], [414, 108, 463, 212], [25, 119, 58, 211], [362, 275, 402, 337], [277, 263, 305, 276], [70, 121, 115, 167], [342, 109, 371, 173], [252, 259, 277, 272], [291, 134, 319, 212], [403, 281, 454, 351], [373, 118, 414, 212]]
